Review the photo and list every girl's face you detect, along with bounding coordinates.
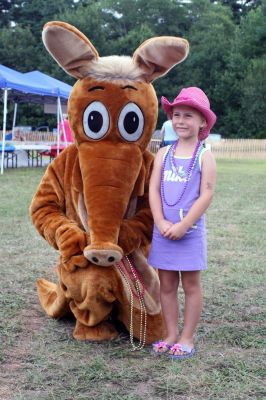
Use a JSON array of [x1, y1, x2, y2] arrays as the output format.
[[172, 105, 207, 139]]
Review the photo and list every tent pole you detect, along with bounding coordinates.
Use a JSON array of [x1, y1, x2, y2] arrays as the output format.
[[58, 97, 67, 147], [12, 102, 18, 138], [57, 97, 60, 156], [1, 89, 8, 175]]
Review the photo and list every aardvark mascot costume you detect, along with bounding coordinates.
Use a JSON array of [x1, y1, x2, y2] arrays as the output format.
[[30, 21, 189, 345]]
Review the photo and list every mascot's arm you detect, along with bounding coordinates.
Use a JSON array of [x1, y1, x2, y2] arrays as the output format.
[[30, 150, 89, 271], [118, 151, 154, 255]]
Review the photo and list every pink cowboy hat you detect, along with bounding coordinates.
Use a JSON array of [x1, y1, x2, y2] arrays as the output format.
[[161, 87, 217, 140]]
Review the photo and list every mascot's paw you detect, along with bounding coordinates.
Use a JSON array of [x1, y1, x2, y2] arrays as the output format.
[[56, 224, 90, 271], [73, 320, 119, 341], [62, 254, 89, 272]]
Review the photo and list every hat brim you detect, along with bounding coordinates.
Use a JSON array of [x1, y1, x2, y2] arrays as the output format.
[[161, 96, 216, 140]]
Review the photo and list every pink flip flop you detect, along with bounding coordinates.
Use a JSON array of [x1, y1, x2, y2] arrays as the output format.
[[152, 340, 172, 355], [169, 343, 196, 360]]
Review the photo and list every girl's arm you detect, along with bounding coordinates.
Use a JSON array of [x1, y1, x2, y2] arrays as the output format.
[[165, 150, 216, 240], [149, 148, 173, 235]]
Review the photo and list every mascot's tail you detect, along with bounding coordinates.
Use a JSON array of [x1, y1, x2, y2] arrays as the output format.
[[36, 278, 70, 318]]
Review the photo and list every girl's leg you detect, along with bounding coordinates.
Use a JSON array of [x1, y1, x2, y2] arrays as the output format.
[[158, 269, 180, 345], [172, 271, 202, 353]]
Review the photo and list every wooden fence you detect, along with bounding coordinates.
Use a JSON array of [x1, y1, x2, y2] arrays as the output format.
[[206, 139, 266, 160], [1, 131, 266, 159], [148, 139, 161, 154], [148, 138, 266, 160], [0, 130, 56, 142]]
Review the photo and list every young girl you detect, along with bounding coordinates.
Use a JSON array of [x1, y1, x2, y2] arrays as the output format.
[[148, 87, 217, 359]]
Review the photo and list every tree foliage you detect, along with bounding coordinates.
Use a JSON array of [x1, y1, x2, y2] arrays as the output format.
[[211, 0, 262, 21], [0, 0, 266, 138]]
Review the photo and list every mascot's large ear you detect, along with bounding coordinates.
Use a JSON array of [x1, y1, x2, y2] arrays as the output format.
[[42, 21, 99, 79], [133, 37, 189, 82]]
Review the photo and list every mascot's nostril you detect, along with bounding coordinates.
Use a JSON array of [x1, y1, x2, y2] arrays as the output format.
[[92, 256, 99, 263], [108, 256, 115, 263]]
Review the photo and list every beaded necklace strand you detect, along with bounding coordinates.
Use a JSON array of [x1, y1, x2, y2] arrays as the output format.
[[116, 255, 147, 351], [161, 139, 202, 207]]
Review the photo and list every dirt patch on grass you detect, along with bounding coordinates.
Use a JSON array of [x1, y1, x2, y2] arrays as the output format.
[[1, 307, 44, 399]]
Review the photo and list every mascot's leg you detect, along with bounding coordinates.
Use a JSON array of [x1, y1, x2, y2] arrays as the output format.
[[73, 321, 118, 341], [60, 264, 120, 341], [36, 278, 70, 318], [60, 259, 166, 343], [37, 258, 165, 343]]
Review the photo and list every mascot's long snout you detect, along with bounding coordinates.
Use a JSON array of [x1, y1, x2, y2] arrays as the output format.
[[79, 141, 143, 266]]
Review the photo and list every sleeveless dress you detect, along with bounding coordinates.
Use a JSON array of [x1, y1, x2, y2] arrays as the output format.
[[148, 144, 208, 271]]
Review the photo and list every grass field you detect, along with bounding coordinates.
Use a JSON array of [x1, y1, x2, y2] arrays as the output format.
[[0, 160, 265, 400]]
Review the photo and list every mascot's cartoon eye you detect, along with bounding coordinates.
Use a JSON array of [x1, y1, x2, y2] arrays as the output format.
[[83, 101, 110, 140], [118, 103, 144, 142]]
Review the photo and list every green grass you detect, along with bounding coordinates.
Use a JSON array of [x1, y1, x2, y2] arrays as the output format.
[[0, 161, 266, 400]]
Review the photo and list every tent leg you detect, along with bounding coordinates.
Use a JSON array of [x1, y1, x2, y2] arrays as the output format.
[[58, 97, 67, 147], [12, 103, 18, 138], [57, 97, 60, 156], [1, 89, 8, 175]]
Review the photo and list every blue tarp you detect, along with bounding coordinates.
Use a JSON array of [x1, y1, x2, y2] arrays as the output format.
[[24, 71, 72, 99], [0, 65, 73, 174], [0, 64, 50, 95], [0, 64, 72, 104], [0, 64, 72, 174]]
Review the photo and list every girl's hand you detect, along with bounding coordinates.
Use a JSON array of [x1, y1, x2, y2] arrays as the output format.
[[156, 219, 173, 236], [164, 221, 188, 240]]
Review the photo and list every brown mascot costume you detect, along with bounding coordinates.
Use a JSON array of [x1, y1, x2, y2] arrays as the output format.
[[30, 21, 189, 346]]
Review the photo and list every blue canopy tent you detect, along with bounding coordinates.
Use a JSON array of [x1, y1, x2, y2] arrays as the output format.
[[24, 71, 73, 155], [0, 64, 72, 174], [24, 70, 71, 99]]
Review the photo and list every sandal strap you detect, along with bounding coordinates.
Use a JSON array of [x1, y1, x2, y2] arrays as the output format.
[[170, 343, 193, 354], [153, 340, 171, 350]]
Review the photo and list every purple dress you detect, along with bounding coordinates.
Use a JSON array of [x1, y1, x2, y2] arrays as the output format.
[[148, 144, 208, 271]]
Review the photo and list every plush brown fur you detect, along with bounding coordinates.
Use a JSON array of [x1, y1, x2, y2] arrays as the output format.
[[30, 21, 189, 344]]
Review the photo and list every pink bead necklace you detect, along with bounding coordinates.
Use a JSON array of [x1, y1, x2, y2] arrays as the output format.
[[161, 139, 202, 207]]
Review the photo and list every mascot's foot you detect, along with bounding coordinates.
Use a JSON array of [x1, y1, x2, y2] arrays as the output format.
[[73, 320, 119, 341], [37, 278, 70, 318]]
